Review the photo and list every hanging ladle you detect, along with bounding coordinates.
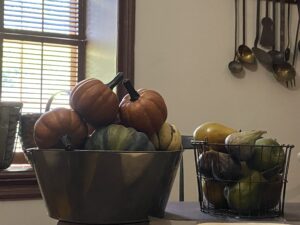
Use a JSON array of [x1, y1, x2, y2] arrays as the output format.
[[272, 0, 296, 87], [228, 0, 243, 73], [259, 0, 274, 48], [237, 0, 255, 64], [295, 0, 300, 61], [284, 0, 291, 61], [289, 0, 300, 87], [252, 0, 272, 66], [268, 0, 284, 64]]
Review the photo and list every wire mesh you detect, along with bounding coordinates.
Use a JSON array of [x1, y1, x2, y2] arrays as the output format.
[[191, 140, 294, 218]]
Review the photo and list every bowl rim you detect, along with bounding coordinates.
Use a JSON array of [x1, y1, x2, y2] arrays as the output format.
[[25, 148, 184, 154]]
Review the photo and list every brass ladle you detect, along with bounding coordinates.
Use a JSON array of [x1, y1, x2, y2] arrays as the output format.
[[237, 0, 255, 64], [273, 0, 296, 87]]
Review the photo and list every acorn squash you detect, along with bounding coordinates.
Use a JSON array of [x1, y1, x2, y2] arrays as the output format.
[[150, 122, 182, 151], [85, 124, 155, 151]]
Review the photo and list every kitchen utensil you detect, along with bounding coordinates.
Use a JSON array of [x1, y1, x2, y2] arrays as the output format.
[[295, 1, 300, 65], [252, 0, 272, 66], [290, 0, 300, 87], [237, 0, 255, 64], [284, 1, 291, 61], [295, 0, 300, 61], [260, 0, 274, 48], [273, 0, 296, 87], [228, 58, 243, 74], [268, 0, 283, 63], [229, 0, 243, 73]]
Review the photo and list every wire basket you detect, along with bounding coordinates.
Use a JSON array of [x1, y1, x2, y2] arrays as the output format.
[[191, 140, 294, 218], [0, 102, 23, 169]]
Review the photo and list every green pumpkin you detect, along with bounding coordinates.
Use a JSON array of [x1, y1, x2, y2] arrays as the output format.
[[85, 124, 155, 151]]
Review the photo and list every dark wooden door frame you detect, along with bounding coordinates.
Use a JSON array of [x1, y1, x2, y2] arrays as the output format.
[[117, 0, 135, 99]]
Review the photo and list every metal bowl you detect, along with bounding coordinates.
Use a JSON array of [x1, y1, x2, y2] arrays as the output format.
[[25, 149, 183, 224]]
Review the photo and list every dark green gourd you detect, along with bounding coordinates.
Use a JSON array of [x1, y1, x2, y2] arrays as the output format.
[[85, 124, 155, 151]]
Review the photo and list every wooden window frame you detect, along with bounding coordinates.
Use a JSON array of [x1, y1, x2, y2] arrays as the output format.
[[0, 0, 135, 200]]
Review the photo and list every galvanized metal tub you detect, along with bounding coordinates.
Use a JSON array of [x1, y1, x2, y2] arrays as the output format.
[[25, 149, 182, 224]]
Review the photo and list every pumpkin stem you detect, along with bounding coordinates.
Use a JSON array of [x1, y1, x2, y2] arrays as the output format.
[[123, 79, 140, 101], [61, 135, 73, 151], [106, 72, 124, 89]]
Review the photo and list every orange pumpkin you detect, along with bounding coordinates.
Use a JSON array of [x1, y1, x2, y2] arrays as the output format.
[[119, 79, 168, 135], [34, 108, 88, 149], [70, 72, 123, 127]]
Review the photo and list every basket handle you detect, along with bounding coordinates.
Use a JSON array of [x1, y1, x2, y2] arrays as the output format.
[[45, 90, 70, 112]]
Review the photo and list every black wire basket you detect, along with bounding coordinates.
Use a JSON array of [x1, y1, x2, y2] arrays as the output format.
[[191, 140, 294, 218]]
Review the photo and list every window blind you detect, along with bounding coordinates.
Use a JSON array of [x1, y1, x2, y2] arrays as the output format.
[[1, 39, 78, 112], [0, 0, 83, 112], [3, 0, 79, 36]]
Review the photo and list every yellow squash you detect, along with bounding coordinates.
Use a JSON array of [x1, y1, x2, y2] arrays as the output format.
[[150, 122, 182, 151]]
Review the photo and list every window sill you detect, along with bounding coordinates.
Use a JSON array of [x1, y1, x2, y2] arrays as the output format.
[[0, 164, 41, 200]]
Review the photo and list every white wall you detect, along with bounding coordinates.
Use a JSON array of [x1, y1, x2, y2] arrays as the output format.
[[135, 0, 300, 202]]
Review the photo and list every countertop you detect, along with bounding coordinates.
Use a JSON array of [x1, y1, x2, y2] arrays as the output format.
[[57, 202, 300, 225], [162, 202, 300, 224]]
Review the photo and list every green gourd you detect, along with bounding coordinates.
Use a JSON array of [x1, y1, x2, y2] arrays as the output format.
[[85, 124, 155, 151], [224, 170, 266, 213]]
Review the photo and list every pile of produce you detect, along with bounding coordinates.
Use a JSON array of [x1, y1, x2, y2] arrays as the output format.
[[33, 72, 183, 152], [193, 122, 286, 214]]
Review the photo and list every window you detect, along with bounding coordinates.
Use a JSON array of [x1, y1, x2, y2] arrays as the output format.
[[0, 0, 85, 154], [0, 0, 86, 199], [0, 0, 135, 200], [0, 0, 85, 113]]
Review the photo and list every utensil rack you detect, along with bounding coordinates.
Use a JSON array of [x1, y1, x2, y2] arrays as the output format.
[[261, 0, 296, 3]]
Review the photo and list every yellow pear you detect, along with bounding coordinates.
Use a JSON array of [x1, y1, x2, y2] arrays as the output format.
[[193, 122, 237, 143], [193, 122, 237, 152]]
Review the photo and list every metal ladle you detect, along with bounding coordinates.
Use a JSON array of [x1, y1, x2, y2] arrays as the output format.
[[252, 0, 272, 67], [268, 0, 283, 64], [237, 0, 255, 64], [228, 0, 243, 73], [284, 0, 291, 61], [273, 0, 296, 87], [295, 0, 300, 63]]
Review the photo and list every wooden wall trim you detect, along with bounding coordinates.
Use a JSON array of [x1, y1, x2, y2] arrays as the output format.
[[0, 165, 41, 200], [117, 0, 135, 99]]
